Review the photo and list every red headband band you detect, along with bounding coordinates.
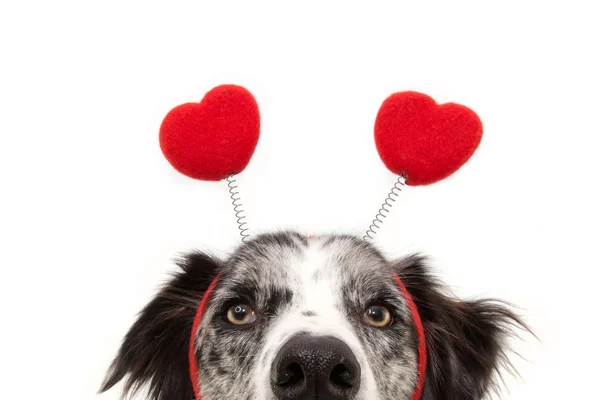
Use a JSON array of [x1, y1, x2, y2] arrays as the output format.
[[189, 275, 221, 400], [393, 272, 427, 400], [188, 273, 427, 400]]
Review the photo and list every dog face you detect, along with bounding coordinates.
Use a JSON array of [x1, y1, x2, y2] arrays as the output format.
[[101, 232, 525, 400]]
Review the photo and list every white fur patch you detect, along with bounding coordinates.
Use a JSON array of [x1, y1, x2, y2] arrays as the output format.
[[253, 237, 381, 400]]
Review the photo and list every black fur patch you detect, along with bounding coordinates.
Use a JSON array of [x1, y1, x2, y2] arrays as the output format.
[[99, 251, 221, 400], [395, 255, 531, 400]]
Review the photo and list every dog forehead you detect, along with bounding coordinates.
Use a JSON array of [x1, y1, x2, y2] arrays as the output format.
[[225, 232, 389, 290]]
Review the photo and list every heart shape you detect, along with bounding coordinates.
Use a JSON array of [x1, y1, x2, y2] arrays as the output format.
[[159, 85, 260, 181], [374, 91, 483, 186]]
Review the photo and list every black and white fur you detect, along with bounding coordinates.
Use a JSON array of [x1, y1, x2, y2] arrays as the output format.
[[100, 231, 527, 400]]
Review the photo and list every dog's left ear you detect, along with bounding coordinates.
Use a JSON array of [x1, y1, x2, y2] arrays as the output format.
[[395, 255, 528, 400], [99, 252, 221, 400]]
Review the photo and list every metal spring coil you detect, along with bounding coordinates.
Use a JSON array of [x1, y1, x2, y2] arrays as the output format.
[[226, 174, 250, 243], [364, 175, 406, 240]]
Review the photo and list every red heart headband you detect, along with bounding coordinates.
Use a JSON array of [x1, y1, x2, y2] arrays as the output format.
[[159, 84, 483, 400]]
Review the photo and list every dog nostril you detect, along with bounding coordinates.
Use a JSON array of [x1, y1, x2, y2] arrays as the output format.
[[276, 362, 304, 387], [330, 363, 356, 389]]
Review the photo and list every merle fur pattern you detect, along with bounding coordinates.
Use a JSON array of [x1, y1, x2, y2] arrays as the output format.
[[100, 231, 528, 400]]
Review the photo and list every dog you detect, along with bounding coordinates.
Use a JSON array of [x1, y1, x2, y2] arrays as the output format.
[[100, 231, 527, 400]]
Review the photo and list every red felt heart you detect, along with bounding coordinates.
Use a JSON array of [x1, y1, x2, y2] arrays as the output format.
[[159, 85, 260, 181], [374, 91, 483, 186]]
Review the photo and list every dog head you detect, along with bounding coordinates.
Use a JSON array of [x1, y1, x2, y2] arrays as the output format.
[[101, 231, 525, 400]]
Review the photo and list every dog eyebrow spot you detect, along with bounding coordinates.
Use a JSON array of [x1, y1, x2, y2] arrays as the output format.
[[312, 269, 323, 282], [301, 310, 317, 317]]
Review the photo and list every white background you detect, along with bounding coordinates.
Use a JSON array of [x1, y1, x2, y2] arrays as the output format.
[[1, 1, 599, 399]]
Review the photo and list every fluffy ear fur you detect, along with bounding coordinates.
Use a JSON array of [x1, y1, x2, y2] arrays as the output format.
[[395, 255, 529, 400], [99, 252, 221, 400]]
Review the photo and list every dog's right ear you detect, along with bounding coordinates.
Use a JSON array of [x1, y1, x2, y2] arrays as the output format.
[[99, 252, 221, 400]]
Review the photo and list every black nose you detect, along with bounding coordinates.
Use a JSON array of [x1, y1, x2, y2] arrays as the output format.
[[270, 335, 361, 400]]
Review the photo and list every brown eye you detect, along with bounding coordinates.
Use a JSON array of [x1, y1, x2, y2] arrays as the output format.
[[226, 303, 256, 325], [364, 305, 392, 328]]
